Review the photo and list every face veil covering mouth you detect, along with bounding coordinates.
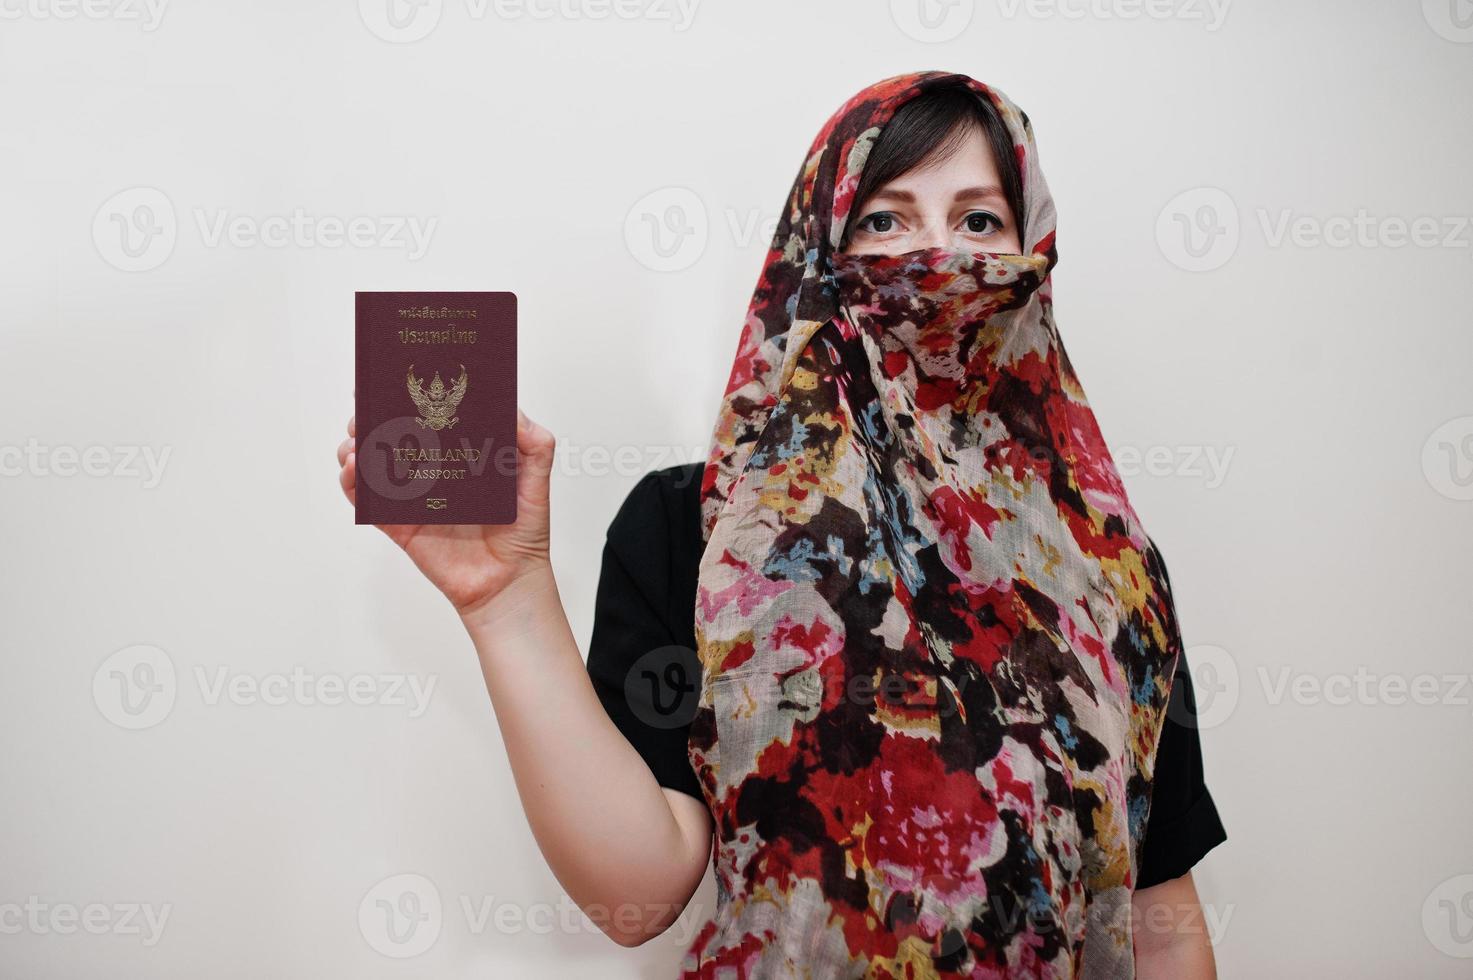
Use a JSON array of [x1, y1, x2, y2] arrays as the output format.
[[687, 72, 1185, 980]]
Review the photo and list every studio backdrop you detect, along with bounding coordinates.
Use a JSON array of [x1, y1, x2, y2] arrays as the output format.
[[2, 1, 1471, 977]]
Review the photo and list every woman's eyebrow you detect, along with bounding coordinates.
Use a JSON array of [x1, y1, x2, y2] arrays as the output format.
[[865, 188, 916, 204], [953, 185, 1005, 201], [861, 185, 1006, 208]]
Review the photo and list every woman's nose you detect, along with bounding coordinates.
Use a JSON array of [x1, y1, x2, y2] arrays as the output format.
[[913, 220, 951, 250]]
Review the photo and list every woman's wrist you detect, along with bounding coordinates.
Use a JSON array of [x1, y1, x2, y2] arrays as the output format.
[[458, 558, 562, 646]]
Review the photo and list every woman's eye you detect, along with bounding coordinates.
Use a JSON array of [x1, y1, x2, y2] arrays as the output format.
[[963, 211, 1002, 235], [858, 212, 897, 234]]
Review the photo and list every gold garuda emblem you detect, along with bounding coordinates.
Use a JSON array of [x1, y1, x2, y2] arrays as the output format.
[[406, 364, 468, 431]]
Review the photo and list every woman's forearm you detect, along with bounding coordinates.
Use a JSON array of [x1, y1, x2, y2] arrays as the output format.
[[1132, 873, 1218, 979], [460, 561, 712, 945]]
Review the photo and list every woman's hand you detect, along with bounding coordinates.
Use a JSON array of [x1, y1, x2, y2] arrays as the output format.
[[337, 410, 558, 623]]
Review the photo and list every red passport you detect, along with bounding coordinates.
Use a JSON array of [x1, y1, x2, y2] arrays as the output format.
[[355, 292, 517, 525]]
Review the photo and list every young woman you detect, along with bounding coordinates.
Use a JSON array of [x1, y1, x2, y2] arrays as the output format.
[[337, 72, 1226, 979]]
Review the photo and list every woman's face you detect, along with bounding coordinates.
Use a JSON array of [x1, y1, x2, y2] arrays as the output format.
[[842, 124, 1022, 257]]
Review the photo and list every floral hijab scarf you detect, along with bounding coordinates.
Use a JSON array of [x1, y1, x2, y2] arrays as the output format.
[[688, 72, 1184, 979]]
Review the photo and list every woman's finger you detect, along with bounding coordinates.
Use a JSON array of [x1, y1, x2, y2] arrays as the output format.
[[337, 437, 353, 467], [515, 410, 556, 507], [340, 451, 356, 506], [517, 411, 556, 467]]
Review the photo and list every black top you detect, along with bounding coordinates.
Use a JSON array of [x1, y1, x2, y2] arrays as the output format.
[[585, 463, 1226, 889]]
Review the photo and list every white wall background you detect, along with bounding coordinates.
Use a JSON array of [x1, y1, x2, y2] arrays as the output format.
[[3, 1, 1471, 976]]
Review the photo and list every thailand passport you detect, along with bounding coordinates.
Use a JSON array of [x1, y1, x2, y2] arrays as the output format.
[[355, 291, 517, 525]]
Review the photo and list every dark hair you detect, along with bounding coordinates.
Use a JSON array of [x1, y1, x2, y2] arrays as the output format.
[[844, 85, 1027, 249]]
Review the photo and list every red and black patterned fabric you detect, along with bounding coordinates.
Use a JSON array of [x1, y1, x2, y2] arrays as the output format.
[[686, 72, 1189, 978]]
